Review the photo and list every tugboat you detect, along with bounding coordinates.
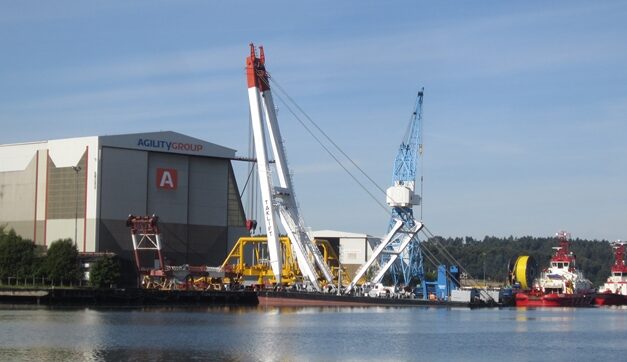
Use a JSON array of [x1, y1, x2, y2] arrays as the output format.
[[515, 231, 595, 307], [594, 241, 627, 306]]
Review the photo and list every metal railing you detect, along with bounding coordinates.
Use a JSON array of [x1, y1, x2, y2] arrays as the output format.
[[0, 276, 86, 288]]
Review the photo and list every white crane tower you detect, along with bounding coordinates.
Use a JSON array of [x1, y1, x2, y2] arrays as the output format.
[[245, 44, 334, 291]]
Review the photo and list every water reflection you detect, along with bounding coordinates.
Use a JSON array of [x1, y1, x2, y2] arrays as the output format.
[[1, 306, 626, 361]]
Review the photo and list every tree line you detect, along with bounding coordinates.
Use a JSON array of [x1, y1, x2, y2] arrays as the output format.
[[1, 226, 618, 288], [0, 226, 120, 288], [422, 235, 616, 286]]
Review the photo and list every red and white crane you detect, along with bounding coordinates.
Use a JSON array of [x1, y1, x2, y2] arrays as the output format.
[[245, 44, 333, 291]]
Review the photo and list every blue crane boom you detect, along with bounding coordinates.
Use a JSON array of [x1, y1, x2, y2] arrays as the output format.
[[382, 88, 425, 289], [393, 90, 423, 188]]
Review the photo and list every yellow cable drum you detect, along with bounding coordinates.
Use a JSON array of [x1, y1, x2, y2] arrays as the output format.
[[509, 255, 538, 290]]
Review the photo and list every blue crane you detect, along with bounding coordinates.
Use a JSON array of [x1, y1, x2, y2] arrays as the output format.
[[382, 88, 425, 290]]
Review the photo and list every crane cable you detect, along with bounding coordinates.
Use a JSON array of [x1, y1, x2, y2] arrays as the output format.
[[259, 75, 392, 215]]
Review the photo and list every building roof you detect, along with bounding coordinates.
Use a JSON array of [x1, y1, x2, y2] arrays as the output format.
[[0, 131, 237, 172], [100, 131, 236, 159]]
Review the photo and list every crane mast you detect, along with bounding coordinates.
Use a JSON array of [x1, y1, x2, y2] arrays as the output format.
[[383, 89, 425, 286], [345, 90, 426, 294], [245, 44, 333, 291]]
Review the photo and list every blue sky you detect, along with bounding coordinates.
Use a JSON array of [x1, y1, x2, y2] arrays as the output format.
[[1, 1, 626, 241]]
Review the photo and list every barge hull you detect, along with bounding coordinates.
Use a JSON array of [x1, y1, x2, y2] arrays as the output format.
[[258, 291, 478, 308]]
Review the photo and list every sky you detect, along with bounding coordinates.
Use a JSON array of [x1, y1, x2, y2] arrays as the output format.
[[1, 1, 626, 241]]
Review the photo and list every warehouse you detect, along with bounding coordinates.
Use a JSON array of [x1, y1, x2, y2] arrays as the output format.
[[0, 131, 248, 275], [312, 230, 380, 279]]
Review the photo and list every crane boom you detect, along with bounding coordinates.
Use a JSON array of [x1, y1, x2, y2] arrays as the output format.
[[378, 89, 426, 288], [345, 220, 403, 294], [245, 44, 333, 291]]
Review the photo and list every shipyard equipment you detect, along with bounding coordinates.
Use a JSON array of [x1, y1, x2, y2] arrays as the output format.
[[220, 236, 349, 286], [127, 215, 164, 271], [345, 90, 427, 294], [126, 214, 224, 290], [345, 220, 423, 293], [508, 255, 538, 290], [245, 44, 333, 291], [424, 265, 460, 300], [383, 89, 426, 287]]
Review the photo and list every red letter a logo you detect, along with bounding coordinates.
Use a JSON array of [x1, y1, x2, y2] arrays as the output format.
[[157, 168, 177, 189]]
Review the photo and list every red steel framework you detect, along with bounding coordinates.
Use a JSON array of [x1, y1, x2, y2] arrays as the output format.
[[126, 214, 165, 276], [125, 214, 224, 290]]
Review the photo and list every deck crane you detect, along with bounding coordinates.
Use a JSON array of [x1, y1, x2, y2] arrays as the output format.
[[345, 90, 426, 294], [245, 44, 334, 291], [383, 89, 426, 287]]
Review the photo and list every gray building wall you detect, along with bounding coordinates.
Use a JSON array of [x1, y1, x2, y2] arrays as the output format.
[[98, 146, 247, 280], [99, 147, 148, 218], [147, 152, 189, 223]]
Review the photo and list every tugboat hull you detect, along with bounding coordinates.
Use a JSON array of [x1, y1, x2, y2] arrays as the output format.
[[594, 292, 627, 306], [515, 292, 593, 307]]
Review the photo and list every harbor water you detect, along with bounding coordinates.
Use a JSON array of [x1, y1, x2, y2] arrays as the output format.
[[0, 305, 625, 361]]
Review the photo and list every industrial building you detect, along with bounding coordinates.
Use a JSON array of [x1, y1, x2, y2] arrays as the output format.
[[0, 131, 248, 277], [312, 230, 380, 279]]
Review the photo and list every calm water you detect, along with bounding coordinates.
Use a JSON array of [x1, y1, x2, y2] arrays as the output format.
[[0, 305, 625, 361]]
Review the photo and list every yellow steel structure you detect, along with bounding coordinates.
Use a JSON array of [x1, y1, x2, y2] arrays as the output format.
[[221, 236, 350, 286]]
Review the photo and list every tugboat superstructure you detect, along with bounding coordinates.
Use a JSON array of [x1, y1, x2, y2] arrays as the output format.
[[595, 241, 627, 306]]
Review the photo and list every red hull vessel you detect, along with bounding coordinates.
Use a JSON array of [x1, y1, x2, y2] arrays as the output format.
[[516, 291, 593, 307], [514, 231, 594, 308]]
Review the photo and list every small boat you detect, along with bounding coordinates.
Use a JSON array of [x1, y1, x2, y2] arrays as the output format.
[[515, 231, 595, 307], [594, 241, 627, 306]]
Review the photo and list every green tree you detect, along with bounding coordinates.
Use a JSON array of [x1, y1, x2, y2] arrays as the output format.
[[43, 239, 82, 284], [0, 227, 36, 280], [89, 256, 121, 288]]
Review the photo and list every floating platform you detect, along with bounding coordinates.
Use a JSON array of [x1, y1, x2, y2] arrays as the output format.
[[257, 290, 489, 308]]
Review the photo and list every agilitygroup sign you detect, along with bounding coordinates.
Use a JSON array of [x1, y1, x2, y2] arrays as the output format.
[[137, 138, 203, 152]]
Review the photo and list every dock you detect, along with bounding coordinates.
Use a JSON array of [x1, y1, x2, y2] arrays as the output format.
[[0, 288, 258, 306]]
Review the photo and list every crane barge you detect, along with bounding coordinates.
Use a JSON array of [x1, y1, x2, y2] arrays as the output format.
[[244, 43, 486, 307]]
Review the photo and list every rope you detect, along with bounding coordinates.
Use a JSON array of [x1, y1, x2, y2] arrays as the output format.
[[238, 163, 257, 199], [271, 78, 390, 199], [259, 75, 392, 215]]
